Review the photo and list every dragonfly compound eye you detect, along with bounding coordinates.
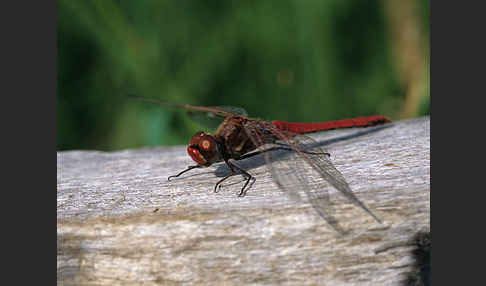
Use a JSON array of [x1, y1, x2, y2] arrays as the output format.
[[188, 132, 219, 166], [187, 145, 208, 166]]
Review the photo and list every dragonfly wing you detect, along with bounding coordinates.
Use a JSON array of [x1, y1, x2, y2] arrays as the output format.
[[213, 106, 248, 117], [129, 96, 248, 129], [187, 106, 248, 130], [241, 123, 301, 201], [282, 133, 382, 225], [243, 122, 346, 234]]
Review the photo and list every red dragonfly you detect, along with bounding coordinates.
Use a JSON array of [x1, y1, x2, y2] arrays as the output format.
[[132, 96, 391, 233]]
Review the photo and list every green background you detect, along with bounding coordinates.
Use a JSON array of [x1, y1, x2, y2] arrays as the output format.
[[58, 0, 429, 151]]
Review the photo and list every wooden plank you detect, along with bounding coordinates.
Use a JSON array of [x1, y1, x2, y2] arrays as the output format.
[[57, 116, 430, 285]]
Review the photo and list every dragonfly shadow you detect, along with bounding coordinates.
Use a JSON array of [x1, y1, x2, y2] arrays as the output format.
[[312, 124, 392, 148], [214, 124, 393, 176]]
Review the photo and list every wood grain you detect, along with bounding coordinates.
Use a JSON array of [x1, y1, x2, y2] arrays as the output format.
[[57, 116, 430, 285]]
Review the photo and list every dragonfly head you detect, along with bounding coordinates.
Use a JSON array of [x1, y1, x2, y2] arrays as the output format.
[[187, 131, 220, 167]]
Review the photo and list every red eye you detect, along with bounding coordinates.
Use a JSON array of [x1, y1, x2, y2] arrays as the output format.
[[187, 131, 218, 166], [187, 146, 207, 166]]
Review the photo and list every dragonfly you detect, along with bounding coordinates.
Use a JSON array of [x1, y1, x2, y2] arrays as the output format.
[[132, 96, 391, 233]]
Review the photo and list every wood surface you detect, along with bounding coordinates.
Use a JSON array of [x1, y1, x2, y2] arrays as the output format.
[[57, 116, 430, 285]]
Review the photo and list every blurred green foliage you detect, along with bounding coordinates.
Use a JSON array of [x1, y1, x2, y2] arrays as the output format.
[[58, 0, 429, 151]]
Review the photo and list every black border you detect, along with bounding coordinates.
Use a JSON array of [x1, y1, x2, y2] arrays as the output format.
[[2, 1, 55, 284], [432, 1, 486, 285]]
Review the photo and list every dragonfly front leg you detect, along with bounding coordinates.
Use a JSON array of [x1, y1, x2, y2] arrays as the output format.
[[168, 165, 202, 181], [215, 160, 255, 197]]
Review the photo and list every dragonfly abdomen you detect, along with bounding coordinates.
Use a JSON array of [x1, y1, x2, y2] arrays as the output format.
[[272, 115, 391, 134]]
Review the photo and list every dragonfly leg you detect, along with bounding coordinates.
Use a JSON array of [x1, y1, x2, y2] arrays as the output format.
[[214, 172, 235, 193], [214, 160, 255, 197], [237, 145, 330, 161], [235, 166, 255, 197], [168, 165, 202, 181], [274, 142, 330, 157]]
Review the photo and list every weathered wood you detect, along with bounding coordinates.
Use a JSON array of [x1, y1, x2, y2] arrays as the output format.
[[57, 116, 430, 285]]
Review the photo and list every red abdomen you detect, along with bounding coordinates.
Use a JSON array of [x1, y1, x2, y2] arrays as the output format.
[[272, 115, 391, 134]]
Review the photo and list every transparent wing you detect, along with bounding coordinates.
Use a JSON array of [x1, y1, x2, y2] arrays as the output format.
[[129, 96, 248, 129], [129, 96, 246, 117], [187, 106, 248, 130], [213, 106, 248, 117], [272, 128, 382, 225], [242, 122, 346, 234]]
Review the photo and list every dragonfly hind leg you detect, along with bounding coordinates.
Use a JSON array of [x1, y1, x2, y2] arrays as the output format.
[[215, 160, 255, 197], [274, 142, 331, 157], [237, 144, 330, 161]]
